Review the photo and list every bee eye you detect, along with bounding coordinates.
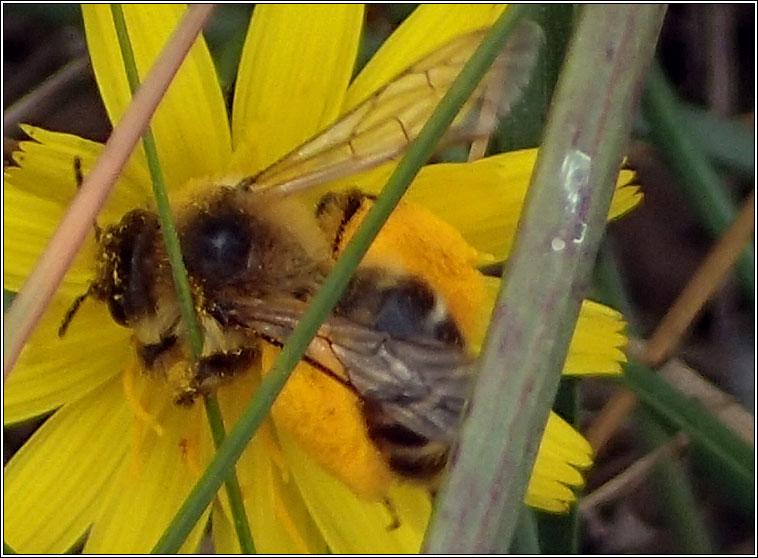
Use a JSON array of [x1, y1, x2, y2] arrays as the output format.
[[182, 214, 254, 283]]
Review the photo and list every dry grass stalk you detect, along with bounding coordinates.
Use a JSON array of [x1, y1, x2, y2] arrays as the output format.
[[3, 4, 216, 378], [586, 190, 755, 453]]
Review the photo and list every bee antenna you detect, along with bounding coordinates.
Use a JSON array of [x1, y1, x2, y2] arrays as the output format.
[[73, 156, 102, 242], [58, 287, 94, 338], [73, 155, 84, 188]]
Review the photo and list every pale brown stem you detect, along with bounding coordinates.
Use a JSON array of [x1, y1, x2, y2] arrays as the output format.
[[4, 57, 90, 137], [3, 4, 216, 379], [586, 191, 755, 452], [579, 432, 688, 513]]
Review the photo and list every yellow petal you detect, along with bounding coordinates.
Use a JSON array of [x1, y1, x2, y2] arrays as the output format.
[[4, 125, 154, 292], [210, 502, 237, 554], [540, 413, 594, 468], [81, 4, 231, 190], [278, 431, 430, 554], [3, 123, 159, 295], [4, 377, 131, 553], [231, 5, 364, 173], [526, 412, 593, 511], [481, 276, 627, 376], [345, 4, 506, 110], [607, 167, 643, 219], [84, 399, 211, 553], [7, 126, 151, 221], [3, 186, 96, 295], [565, 300, 628, 375], [5, 296, 131, 425], [397, 150, 642, 261], [213, 375, 327, 554]]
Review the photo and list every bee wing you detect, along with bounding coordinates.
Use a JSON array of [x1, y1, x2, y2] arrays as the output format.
[[228, 298, 476, 444], [328, 324, 476, 444], [239, 21, 544, 197]]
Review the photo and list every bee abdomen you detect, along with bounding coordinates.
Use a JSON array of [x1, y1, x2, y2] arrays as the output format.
[[387, 447, 450, 480], [368, 422, 429, 448], [365, 403, 451, 481]]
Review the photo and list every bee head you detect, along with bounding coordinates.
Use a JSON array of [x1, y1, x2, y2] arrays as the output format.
[[178, 187, 329, 301], [179, 192, 261, 290]]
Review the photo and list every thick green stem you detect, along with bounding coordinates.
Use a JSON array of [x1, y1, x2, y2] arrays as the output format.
[[508, 507, 541, 554], [423, 5, 666, 553]]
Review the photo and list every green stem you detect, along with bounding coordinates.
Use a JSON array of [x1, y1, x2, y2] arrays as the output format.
[[110, 4, 204, 358], [109, 6, 254, 553], [594, 242, 748, 541], [497, 4, 575, 152], [423, 5, 666, 553], [203, 396, 256, 553], [594, 241, 754, 496], [636, 408, 713, 553], [642, 62, 754, 300], [537, 380, 580, 554], [509, 507, 541, 554], [635, 103, 755, 180], [151, 7, 530, 553]]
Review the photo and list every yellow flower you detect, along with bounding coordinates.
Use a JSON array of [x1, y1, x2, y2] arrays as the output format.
[[3, 5, 640, 554]]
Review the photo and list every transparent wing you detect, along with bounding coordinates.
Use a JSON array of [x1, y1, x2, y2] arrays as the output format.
[[227, 298, 476, 443], [237, 21, 544, 197]]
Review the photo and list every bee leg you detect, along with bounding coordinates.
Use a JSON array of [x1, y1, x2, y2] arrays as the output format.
[[315, 189, 375, 256], [381, 497, 401, 531], [174, 386, 200, 407], [73, 156, 102, 242]]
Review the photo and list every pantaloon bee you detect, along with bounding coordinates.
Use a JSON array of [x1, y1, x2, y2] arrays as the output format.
[[60, 22, 542, 486]]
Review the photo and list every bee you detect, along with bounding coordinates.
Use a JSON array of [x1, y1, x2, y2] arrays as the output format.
[[59, 22, 543, 484]]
